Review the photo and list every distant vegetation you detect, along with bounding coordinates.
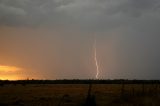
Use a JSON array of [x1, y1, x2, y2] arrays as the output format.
[[0, 79, 160, 85]]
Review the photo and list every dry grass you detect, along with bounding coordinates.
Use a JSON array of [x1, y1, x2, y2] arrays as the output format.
[[0, 84, 160, 106]]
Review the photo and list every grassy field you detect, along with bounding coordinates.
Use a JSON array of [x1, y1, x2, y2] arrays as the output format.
[[0, 84, 160, 106]]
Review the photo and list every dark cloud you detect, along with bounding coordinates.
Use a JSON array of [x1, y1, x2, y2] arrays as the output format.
[[0, 0, 160, 79], [0, 0, 160, 29]]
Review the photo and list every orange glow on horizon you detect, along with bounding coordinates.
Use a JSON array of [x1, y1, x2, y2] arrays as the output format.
[[0, 65, 22, 80], [0, 65, 20, 72], [0, 76, 21, 80]]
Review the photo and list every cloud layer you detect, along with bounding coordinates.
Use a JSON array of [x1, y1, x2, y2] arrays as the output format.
[[0, 0, 160, 29], [1, 0, 160, 79]]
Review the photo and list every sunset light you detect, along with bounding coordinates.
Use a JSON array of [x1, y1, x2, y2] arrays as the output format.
[[0, 65, 20, 72], [0, 65, 22, 80]]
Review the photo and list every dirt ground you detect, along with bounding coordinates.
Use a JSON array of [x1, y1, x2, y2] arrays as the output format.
[[0, 84, 160, 106]]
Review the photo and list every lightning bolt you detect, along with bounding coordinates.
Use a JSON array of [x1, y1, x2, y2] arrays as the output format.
[[94, 38, 100, 79]]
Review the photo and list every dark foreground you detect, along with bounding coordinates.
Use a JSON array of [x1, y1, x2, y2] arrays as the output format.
[[0, 82, 160, 106]]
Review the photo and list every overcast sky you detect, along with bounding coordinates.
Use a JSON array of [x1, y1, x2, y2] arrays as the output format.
[[0, 0, 160, 80]]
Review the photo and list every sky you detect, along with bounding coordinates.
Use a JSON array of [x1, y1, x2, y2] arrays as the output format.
[[0, 0, 160, 80]]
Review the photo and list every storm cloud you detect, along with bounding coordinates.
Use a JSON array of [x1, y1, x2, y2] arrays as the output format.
[[0, 0, 160, 79], [0, 0, 159, 29]]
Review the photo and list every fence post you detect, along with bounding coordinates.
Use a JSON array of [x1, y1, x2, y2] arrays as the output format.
[[84, 83, 96, 106], [121, 81, 125, 96]]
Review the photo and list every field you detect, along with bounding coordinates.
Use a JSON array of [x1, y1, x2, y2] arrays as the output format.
[[0, 83, 160, 106]]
